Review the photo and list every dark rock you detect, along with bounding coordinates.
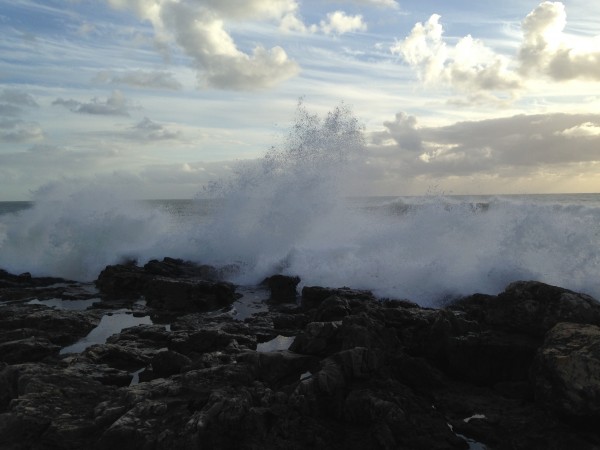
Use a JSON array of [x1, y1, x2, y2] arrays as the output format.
[[531, 322, 600, 421], [84, 343, 151, 371], [151, 350, 192, 377], [0, 269, 72, 289], [452, 280, 600, 337], [0, 336, 60, 363], [301, 285, 375, 309], [262, 274, 300, 302], [0, 304, 101, 352], [3, 269, 600, 450], [143, 257, 221, 280], [314, 295, 351, 321], [94, 263, 148, 298], [442, 329, 539, 385], [144, 277, 236, 312], [169, 326, 257, 356]]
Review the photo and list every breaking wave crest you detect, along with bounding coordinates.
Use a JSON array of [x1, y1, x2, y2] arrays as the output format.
[[1, 102, 599, 306]]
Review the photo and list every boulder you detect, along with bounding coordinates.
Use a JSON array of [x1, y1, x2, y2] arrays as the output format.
[[262, 274, 300, 302], [452, 281, 600, 337], [531, 322, 600, 420], [94, 263, 148, 298], [0, 337, 60, 364], [144, 277, 236, 312]]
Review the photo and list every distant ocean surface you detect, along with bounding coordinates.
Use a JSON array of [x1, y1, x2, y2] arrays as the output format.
[[1, 193, 599, 306]]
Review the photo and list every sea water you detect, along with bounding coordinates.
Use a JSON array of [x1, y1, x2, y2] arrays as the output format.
[[0, 104, 599, 306]]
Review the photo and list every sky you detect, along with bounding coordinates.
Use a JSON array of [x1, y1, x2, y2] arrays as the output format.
[[1, 0, 600, 200]]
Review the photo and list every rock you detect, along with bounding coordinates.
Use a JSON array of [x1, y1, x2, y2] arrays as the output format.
[[531, 322, 600, 421], [95, 259, 230, 303], [452, 281, 600, 337], [0, 336, 60, 363], [144, 277, 236, 312], [0, 304, 101, 356], [0, 362, 118, 450], [313, 295, 351, 321], [442, 329, 539, 385], [169, 326, 257, 356], [4, 267, 600, 449], [150, 350, 192, 378], [143, 257, 221, 280], [95, 263, 148, 298], [262, 274, 300, 302], [84, 343, 152, 371], [301, 285, 374, 310]]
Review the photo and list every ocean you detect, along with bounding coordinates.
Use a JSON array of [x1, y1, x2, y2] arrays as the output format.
[[1, 105, 599, 306], [1, 193, 599, 307]]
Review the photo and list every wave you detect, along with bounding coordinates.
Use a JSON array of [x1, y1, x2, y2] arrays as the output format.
[[1, 102, 599, 306]]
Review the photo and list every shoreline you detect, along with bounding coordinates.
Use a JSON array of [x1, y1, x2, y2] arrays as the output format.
[[1, 258, 600, 449]]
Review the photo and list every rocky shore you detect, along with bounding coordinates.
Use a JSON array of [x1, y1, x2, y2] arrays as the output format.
[[1, 258, 600, 449]]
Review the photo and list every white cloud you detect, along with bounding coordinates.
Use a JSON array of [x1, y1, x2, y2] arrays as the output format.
[[391, 14, 521, 103], [339, 0, 399, 8], [319, 11, 367, 35], [519, 1, 566, 75], [391, 14, 446, 84], [393, 2, 600, 104], [105, 0, 300, 90], [93, 70, 183, 90], [558, 122, 600, 138], [52, 90, 134, 116], [519, 1, 600, 82]]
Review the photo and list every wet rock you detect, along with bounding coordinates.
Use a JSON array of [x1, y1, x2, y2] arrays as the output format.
[[143, 257, 221, 280], [83, 343, 152, 371], [95, 263, 148, 298], [0, 362, 118, 450], [301, 285, 375, 309], [531, 322, 600, 421], [144, 277, 236, 312], [169, 325, 257, 356], [0, 304, 101, 355], [262, 274, 300, 302], [452, 281, 600, 337], [150, 350, 192, 378], [3, 269, 600, 449], [0, 336, 60, 363]]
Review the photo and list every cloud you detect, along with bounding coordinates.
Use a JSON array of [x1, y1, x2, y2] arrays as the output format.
[[391, 14, 521, 103], [339, 0, 399, 8], [557, 122, 600, 138], [106, 0, 300, 90], [0, 89, 43, 143], [0, 89, 39, 107], [0, 120, 44, 143], [92, 70, 183, 90], [393, 2, 600, 104], [369, 112, 600, 181], [519, 1, 600, 81], [52, 90, 133, 116], [318, 11, 367, 35], [372, 112, 422, 152], [127, 117, 182, 141], [0, 104, 23, 117]]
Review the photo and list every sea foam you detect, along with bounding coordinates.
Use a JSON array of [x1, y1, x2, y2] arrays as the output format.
[[1, 103, 599, 306]]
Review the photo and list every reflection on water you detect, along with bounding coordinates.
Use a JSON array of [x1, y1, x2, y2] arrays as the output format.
[[60, 311, 152, 354], [257, 335, 295, 352], [27, 298, 98, 311]]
